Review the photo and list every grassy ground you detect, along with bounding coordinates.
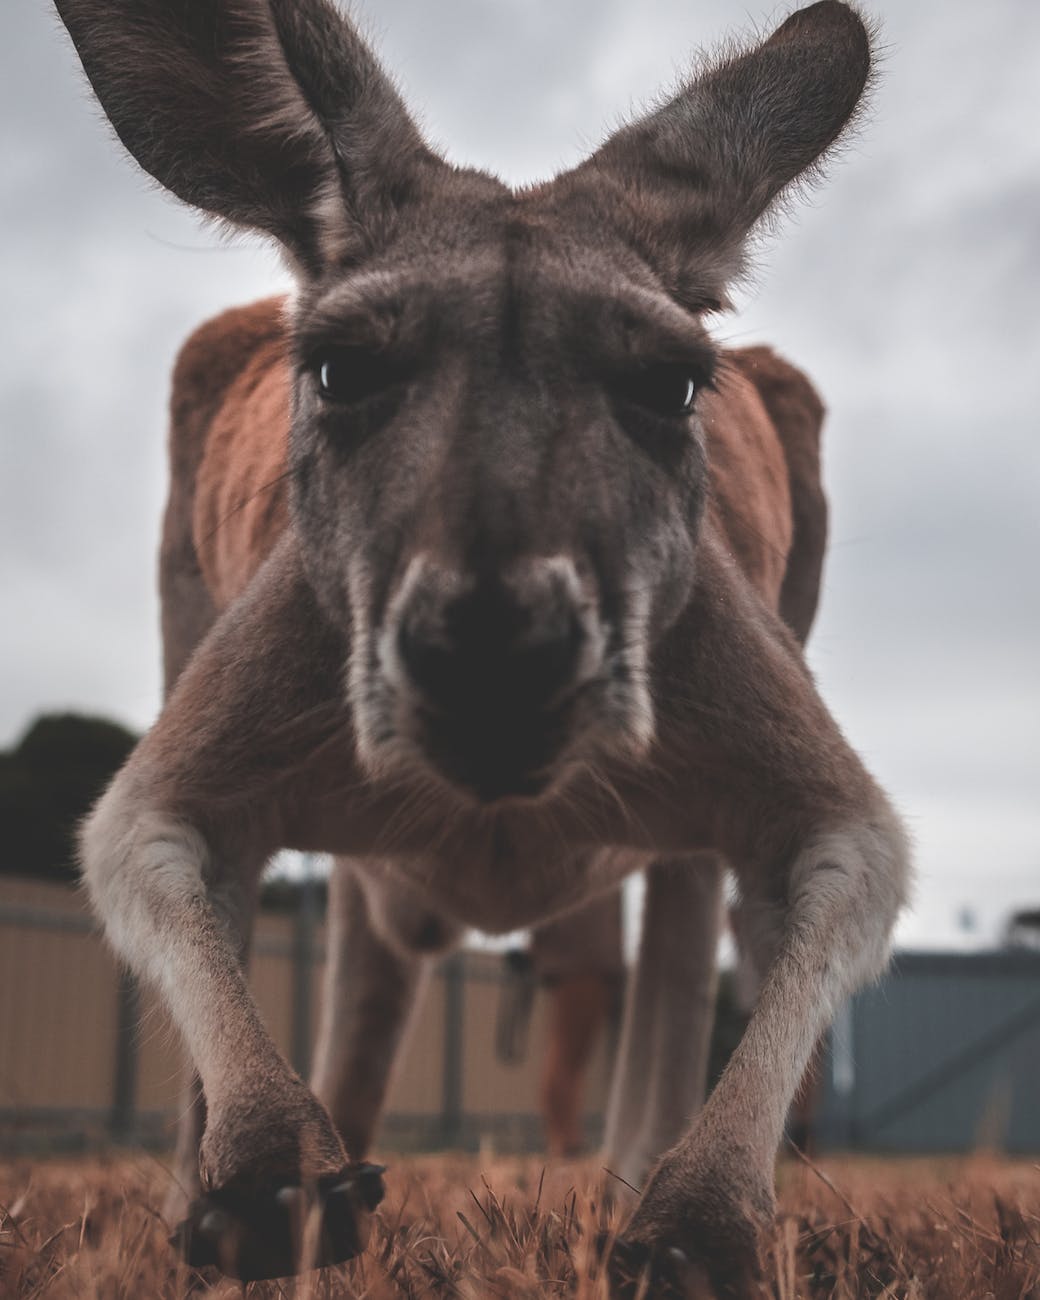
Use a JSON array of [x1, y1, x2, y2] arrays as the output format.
[[1, 1151, 1038, 1298]]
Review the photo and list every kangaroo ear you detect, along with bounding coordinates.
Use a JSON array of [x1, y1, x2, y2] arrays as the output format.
[[562, 1, 873, 307], [54, 0, 438, 274]]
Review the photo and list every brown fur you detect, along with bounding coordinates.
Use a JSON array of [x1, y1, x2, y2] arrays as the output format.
[[540, 973, 616, 1157], [169, 299, 824, 623], [166, 313, 828, 1186], [56, 1, 909, 1291]]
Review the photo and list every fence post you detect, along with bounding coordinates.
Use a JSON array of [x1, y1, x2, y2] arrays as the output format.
[[111, 967, 139, 1141], [440, 952, 465, 1148], [291, 855, 322, 1076]]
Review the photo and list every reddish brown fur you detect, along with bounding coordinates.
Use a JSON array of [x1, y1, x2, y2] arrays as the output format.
[[540, 973, 616, 1157], [169, 299, 825, 631], [162, 302, 830, 1197], [55, 3, 910, 1289], [164, 306, 830, 1186]]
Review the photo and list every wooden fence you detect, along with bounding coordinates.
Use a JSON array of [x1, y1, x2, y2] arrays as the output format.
[[0, 877, 612, 1155]]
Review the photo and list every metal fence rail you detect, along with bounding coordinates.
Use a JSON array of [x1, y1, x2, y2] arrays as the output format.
[[8, 880, 1038, 1158], [0, 877, 611, 1155]]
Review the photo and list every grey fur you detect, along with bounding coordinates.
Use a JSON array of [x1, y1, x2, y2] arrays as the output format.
[[54, 1, 909, 1290]]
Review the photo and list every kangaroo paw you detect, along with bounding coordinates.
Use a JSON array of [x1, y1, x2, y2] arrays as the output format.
[[171, 1162, 385, 1281]]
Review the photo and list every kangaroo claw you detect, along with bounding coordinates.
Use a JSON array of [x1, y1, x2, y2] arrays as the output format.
[[171, 1162, 386, 1281]]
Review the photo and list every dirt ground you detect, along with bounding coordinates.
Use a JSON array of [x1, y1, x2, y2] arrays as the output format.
[[1, 1151, 1038, 1298]]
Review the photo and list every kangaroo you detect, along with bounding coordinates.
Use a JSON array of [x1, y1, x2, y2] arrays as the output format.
[[164, 293, 827, 1202], [55, 0, 908, 1291]]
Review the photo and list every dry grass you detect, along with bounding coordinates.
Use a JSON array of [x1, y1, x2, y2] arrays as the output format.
[[1, 1151, 1038, 1299]]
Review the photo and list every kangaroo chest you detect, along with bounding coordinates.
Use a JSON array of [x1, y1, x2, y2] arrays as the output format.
[[278, 767, 690, 933]]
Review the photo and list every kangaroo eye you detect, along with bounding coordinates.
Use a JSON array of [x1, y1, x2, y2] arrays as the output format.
[[313, 348, 402, 405], [615, 363, 701, 418]]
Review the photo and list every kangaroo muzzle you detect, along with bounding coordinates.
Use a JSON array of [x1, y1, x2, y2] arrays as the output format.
[[384, 555, 603, 800]]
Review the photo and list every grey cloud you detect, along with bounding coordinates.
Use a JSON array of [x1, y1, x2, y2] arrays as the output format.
[[2, 0, 1037, 942]]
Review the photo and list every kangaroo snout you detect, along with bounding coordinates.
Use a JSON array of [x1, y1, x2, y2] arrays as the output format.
[[386, 556, 599, 800], [397, 560, 588, 712]]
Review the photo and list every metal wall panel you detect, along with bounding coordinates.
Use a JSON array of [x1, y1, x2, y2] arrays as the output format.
[[819, 951, 1040, 1154]]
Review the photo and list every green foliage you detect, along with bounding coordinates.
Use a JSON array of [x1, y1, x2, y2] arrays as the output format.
[[0, 713, 138, 883]]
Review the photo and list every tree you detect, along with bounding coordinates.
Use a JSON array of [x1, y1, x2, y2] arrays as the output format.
[[0, 713, 138, 883]]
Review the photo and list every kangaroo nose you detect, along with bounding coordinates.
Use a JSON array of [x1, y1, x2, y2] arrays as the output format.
[[397, 579, 584, 716], [390, 557, 598, 800]]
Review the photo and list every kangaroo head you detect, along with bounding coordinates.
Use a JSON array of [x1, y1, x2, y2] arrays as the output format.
[[57, 0, 871, 803]]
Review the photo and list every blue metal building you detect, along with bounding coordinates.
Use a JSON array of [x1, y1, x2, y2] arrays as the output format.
[[817, 949, 1040, 1153]]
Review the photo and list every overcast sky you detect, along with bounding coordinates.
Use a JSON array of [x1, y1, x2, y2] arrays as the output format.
[[2, 0, 1037, 947]]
